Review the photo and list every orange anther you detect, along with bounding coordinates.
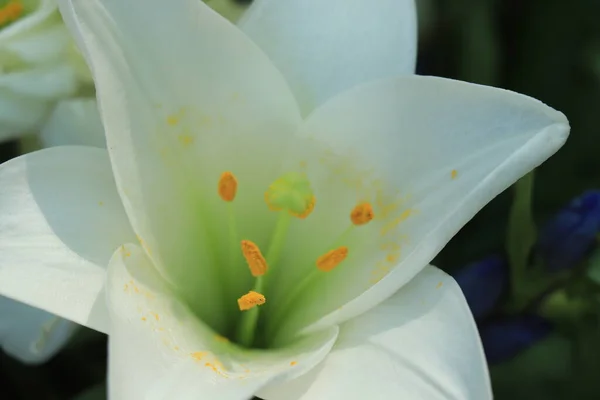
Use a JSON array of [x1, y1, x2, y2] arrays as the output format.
[[218, 171, 237, 202], [241, 240, 268, 277], [237, 291, 266, 311], [316, 246, 349, 272], [350, 202, 375, 226], [0, 1, 23, 26]]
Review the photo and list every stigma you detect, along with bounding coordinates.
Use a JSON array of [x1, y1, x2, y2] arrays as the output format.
[[0, 1, 23, 27], [265, 172, 316, 219], [351, 202, 375, 225], [241, 240, 268, 277], [218, 171, 238, 202], [238, 291, 266, 311], [316, 246, 349, 272]]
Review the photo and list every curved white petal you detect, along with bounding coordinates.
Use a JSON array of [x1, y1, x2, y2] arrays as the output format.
[[278, 75, 569, 336], [41, 98, 105, 148], [0, 295, 77, 365], [0, 146, 136, 333], [107, 243, 338, 400], [260, 267, 491, 400], [58, 0, 302, 331], [239, 0, 417, 115]]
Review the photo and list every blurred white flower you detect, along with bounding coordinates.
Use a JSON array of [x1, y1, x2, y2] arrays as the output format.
[[0, 0, 91, 142]]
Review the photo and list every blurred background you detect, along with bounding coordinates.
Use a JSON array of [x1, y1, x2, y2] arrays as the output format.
[[2, 0, 600, 398]]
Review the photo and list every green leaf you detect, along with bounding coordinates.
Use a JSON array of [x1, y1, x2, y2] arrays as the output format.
[[491, 334, 572, 400], [506, 172, 537, 302]]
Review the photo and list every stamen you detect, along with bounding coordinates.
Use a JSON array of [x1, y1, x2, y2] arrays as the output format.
[[0, 1, 23, 26], [218, 171, 237, 202], [237, 291, 266, 311], [265, 172, 316, 218], [351, 202, 375, 226], [316, 246, 349, 272], [241, 240, 268, 277]]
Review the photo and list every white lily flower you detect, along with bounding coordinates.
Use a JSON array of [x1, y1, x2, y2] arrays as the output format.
[[0, 0, 91, 141], [0, 0, 568, 398]]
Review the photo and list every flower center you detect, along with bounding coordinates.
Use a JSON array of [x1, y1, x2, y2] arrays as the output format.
[[217, 171, 375, 348], [0, 0, 23, 28]]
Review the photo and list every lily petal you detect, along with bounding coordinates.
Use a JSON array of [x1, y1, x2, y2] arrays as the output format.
[[107, 243, 338, 400], [41, 98, 105, 148], [259, 267, 491, 400], [239, 0, 417, 115], [58, 0, 302, 331], [0, 295, 77, 364], [0, 146, 135, 333], [285, 75, 569, 336]]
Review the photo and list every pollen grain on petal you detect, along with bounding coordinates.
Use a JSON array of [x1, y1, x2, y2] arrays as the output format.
[[350, 202, 375, 226], [241, 240, 268, 277], [238, 291, 266, 311], [218, 171, 238, 202], [316, 246, 349, 272], [451, 169, 458, 179]]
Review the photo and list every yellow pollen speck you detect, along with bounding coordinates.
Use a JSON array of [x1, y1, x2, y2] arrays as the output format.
[[350, 202, 375, 226], [436, 281, 443, 289], [238, 291, 266, 311], [120, 245, 131, 258], [241, 240, 268, 277], [167, 115, 179, 126], [218, 171, 238, 202], [178, 134, 194, 146], [290, 361, 297, 366], [386, 253, 399, 263], [316, 246, 349, 272], [0, 1, 23, 27], [141, 317, 147, 322], [215, 335, 229, 343], [451, 169, 458, 179], [191, 351, 208, 361], [151, 312, 160, 321]]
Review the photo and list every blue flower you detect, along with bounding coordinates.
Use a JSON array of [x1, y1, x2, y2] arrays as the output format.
[[453, 255, 507, 319], [479, 315, 552, 364], [537, 190, 600, 272]]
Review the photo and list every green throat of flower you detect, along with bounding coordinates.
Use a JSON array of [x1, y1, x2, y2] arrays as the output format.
[[217, 170, 375, 348], [0, 0, 24, 28]]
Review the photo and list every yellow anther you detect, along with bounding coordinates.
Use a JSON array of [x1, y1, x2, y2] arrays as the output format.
[[316, 246, 349, 272], [241, 240, 268, 277], [237, 291, 266, 311], [451, 169, 458, 179], [218, 171, 237, 202], [350, 202, 375, 226], [0, 1, 23, 26]]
